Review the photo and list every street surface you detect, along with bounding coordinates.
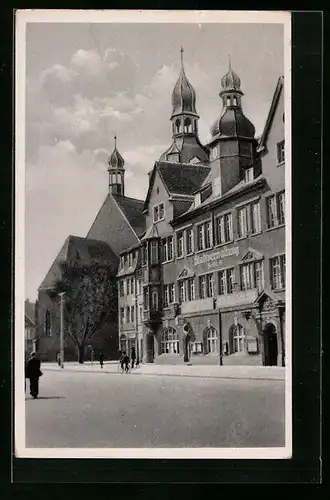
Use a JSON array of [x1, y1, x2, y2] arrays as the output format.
[[25, 370, 285, 448]]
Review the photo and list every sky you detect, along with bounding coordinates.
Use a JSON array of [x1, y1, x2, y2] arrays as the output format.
[[24, 21, 284, 301]]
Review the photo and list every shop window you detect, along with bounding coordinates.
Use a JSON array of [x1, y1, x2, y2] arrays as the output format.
[[161, 327, 179, 354]]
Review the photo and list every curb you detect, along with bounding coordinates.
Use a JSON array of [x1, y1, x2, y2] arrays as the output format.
[[42, 366, 285, 382]]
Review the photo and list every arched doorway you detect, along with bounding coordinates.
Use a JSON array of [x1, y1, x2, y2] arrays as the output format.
[[203, 326, 218, 354], [229, 324, 245, 354], [263, 323, 278, 366], [161, 327, 179, 354]]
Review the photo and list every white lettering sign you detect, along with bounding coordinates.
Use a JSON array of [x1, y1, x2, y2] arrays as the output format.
[[194, 246, 239, 267]]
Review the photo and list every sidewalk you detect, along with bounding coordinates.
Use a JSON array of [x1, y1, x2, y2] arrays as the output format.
[[42, 361, 285, 381]]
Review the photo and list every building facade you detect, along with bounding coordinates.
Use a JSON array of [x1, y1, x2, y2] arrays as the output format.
[[117, 57, 286, 367], [36, 52, 286, 367]]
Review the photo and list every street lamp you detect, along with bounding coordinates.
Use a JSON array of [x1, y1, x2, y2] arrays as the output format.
[[59, 292, 65, 369]]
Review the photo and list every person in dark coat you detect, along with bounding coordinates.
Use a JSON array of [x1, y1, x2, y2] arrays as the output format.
[[26, 352, 42, 398], [131, 347, 136, 369], [99, 352, 104, 369]]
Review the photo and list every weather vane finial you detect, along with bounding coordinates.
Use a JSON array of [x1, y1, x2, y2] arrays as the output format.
[[229, 54, 232, 70], [114, 134, 117, 147], [180, 46, 184, 66]]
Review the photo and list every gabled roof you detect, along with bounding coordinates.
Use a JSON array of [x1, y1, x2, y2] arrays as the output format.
[[258, 76, 284, 151], [25, 315, 35, 328], [111, 194, 145, 236], [38, 235, 117, 291], [143, 161, 210, 211], [142, 224, 160, 240], [25, 300, 36, 325]]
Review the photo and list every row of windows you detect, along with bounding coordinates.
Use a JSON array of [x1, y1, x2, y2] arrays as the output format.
[[120, 305, 135, 325], [141, 192, 285, 265], [156, 254, 285, 308], [159, 325, 249, 356], [119, 249, 137, 269]]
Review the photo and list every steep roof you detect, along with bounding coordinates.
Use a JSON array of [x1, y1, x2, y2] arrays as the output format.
[[143, 161, 210, 212], [38, 235, 117, 291], [258, 76, 284, 151], [25, 300, 36, 324], [111, 194, 145, 236], [158, 161, 211, 196]]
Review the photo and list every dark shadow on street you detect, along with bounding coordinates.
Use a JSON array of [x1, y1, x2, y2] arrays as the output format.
[[25, 396, 66, 400]]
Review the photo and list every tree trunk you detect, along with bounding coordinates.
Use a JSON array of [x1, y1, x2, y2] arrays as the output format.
[[78, 345, 85, 364]]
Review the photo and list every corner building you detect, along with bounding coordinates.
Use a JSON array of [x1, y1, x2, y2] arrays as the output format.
[[117, 55, 286, 367]]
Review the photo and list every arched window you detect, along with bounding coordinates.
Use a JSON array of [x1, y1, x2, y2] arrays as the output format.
[[207, 327, 218, 353], [44, 310, 52, 336], [184, 118, 192, 133], [226, 96, 231, 107], [161, 327, 179, 354], [203, 326, 218, 353], [175, 119, 181, 134], [233, 96, 238, 106], [229, 324, 245, 353]]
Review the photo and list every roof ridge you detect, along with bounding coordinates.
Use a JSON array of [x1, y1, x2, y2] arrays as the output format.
[[112, 194, 144, 204]]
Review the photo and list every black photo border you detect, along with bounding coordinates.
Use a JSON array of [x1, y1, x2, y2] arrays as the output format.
[[0, 7, 323, 488]]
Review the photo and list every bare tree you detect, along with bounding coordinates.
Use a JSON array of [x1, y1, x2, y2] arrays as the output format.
[[52, 256, 117, 363]]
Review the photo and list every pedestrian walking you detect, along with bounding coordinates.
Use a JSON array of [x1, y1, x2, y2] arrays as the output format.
[[25, 352, 43, 398], [119, 350, 126, 373], [57, 353, 61, 366], [131, 347, 136, 369], [99, 352, 104, 369]]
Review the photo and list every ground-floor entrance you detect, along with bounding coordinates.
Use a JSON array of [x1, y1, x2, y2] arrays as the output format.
[[263, 323, 278, 366]]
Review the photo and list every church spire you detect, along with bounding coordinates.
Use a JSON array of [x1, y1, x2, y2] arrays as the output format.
[[108, 136, 125, 196], [159, 49, 209, 164]]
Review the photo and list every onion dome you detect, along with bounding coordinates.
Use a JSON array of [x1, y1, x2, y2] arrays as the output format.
[[219, 57, 243, 96], [108, 136, 125, 170], [211, 109, 255, 138], [159, 141, 181, 161], [171, 47, 198, 119]]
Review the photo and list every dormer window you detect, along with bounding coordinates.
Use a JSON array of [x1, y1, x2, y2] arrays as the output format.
[[195, 192, 201, 207], [153, 202, 165, 223], [244, 167, 254, 182]]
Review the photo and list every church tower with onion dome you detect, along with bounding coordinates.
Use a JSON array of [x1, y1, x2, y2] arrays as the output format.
[[160, 48, 209, 164], [108, 136, 125, 196], [208, 58, 260, 197]]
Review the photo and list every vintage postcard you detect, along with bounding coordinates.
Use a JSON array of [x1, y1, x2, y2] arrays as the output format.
[[15, 10, 292, 459]]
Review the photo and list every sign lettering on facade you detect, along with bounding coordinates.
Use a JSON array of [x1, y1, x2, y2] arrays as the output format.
[[194, 246, 239, 269]]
